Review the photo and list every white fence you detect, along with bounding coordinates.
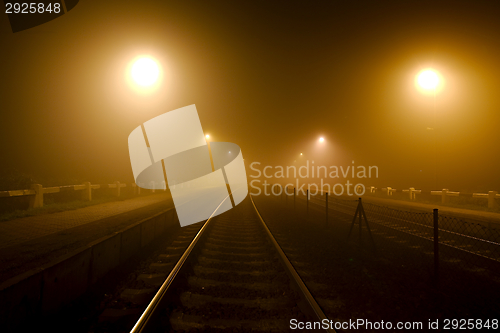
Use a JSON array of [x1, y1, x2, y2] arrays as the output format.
[[370, 186, 499, 208], [0, 181, 161, 208]]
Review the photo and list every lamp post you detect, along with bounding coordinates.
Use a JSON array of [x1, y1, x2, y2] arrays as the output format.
[[416, 68, 441, 189]]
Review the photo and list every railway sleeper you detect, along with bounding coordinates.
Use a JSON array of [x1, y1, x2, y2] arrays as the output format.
[[169, 309, 291, 332], [179, 291, 294, 310]]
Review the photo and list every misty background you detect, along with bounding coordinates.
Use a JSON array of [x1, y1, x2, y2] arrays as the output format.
[[1, 0, 500, 192]]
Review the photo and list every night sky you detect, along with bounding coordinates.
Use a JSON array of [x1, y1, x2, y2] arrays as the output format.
[[1, 0, 500, 192]]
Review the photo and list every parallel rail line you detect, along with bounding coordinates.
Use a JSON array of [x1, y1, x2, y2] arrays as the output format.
[[129, 195, 335, 332]]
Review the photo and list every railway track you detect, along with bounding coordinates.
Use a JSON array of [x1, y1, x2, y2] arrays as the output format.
[[127, 195, 335, 332], [252, 193, 500, 328]]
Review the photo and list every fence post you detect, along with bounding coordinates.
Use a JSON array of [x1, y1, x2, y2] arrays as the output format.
[[29, 184, 43, 208], [293, 187, 296, 210], [433, 208, 439, 286], [359, 198, 363, 244], [114, 181, 121, 197], [488, 191, 498, 209], [306, 189, 309, 215], [82, 182, 92, 201], [441, 189, 448, 203], [325, 192, 328, 227]]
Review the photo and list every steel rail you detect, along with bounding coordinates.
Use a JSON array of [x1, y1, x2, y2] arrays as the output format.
[[130, 194, 231, 333], [131, 194, 338, 332], [250, 194, 337, 333]]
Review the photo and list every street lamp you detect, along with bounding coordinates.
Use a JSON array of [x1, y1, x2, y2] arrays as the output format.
[[319, 137, 325, 143], [127, 55, 162, 95], [416, 68, 442, 189], [131, 57, 160, 86], [417, 69, 439, 91]]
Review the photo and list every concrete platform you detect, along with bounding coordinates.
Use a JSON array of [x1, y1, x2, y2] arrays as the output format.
[[0, 193, 173, 250], [0, 192, 174, 283], [0, 192, 180, 329]]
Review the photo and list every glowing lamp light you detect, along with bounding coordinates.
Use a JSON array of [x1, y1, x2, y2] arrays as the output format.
[[205, 134, 210, 139], [416, 69, 440, 91], [319, 137, 325, 143], [131, 57, 160, 87]]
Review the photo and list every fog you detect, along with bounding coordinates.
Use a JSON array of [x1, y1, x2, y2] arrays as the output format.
[[1, 0, 500, 192]]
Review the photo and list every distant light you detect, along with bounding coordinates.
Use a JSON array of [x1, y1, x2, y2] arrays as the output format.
[[319, 137, 325, 142], [205, 134, 210, 139], [131, 57, 160, 87], [417, 69, 439, 90], [229, 151, 231, 153], [300, 153, 303, 155]]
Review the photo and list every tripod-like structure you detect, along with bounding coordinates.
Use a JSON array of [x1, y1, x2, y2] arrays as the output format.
[[347, 198, 376, 251]]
